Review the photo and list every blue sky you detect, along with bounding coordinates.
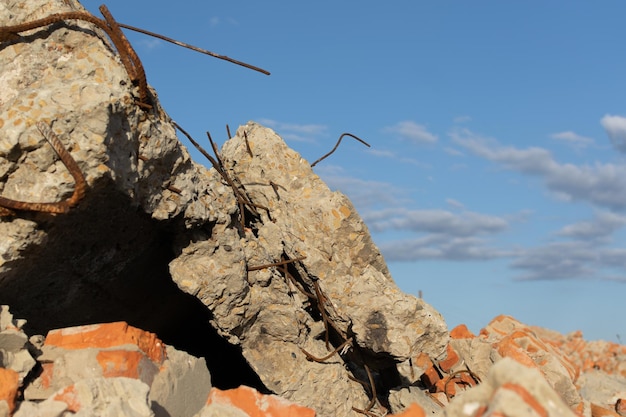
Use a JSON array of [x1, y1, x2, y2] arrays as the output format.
[[81, 1, 626, 342]]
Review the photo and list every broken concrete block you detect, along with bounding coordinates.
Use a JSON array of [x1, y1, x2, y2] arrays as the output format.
[[387, 403, 426, 417], [469, 315, 582, 410], [23, 321, 211, 417], [444, 357, 578, 417], [25, 322, 165, 401], [0, 306, 36, 383], [43, 322, 166, 364], [387, 386, 442, 415], [12, 399, 68, 417], [52, 377, 153, 417], [149, 345, 212, 417], [18, 379, 152, 417], [578, 370, 626, 414], [171, 122, 449, 416]]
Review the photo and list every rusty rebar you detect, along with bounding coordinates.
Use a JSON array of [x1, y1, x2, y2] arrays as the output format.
[[310, 133, 371, 167], [0, 122, 86, 215], [300, 337, 353, 362], [247, 255, 307, 272], [0, 7, 150, 107], [115, 22, 270, 75]]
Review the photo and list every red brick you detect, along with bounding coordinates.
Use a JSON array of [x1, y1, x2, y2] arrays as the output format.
[[495, 337, 537, 369], [53, 384, 81, 413], [206, 386, 316, 417], [413, 353, 440, 388], [420, 365, 441, 388], [591, 403, 621, 417], [480, 315, 515, 337], [434, 377, 455, 398], [44, 322, 166, 364], [40, 362, 55, 390], [0, 368, 19, 414], [438, 344, 461, 373], [450, 324, 475, 339]]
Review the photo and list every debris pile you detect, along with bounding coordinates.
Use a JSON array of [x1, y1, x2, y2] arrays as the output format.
[[1, 307, 625, 417], [0, 1, 624, 416]]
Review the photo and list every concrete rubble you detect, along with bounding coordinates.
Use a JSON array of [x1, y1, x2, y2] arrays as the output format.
[[0, 307, 625, 417], [0, 0, 625, 416]]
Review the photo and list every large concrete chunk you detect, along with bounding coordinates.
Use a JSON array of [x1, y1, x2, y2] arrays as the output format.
[[225, 122, 448, 361], [171, 122, 449, 416], [443, 358, 578, 417]]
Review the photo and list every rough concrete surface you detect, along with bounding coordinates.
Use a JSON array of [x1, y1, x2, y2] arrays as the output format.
[[1, 0, 626, 416], [0, 0, 447, 416]]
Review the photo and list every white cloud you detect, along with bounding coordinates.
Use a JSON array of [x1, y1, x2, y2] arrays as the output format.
[[364, 208, 508, 236], [258, 119, 327, 143], [443, 147, 464, 157], [510, 210, 626, 281], [598, 248, 626, 269], [384, 121, 438, 144], [511, 238, 626, 282], [550, 131, 594, 148], [556, 211, 626, 240], [601, 114, 626, 153], [451, 128, 626, 210], [446, 198, 465, 209], [315, 166, 406, 208], [511, 241, 597, 281], [378, 235, 513, 261]]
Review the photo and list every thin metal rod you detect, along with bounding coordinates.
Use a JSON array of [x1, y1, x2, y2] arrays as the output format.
[[311, 133, 370, 167], [117, 22, 270, 75], [247, 256, 307, 271]]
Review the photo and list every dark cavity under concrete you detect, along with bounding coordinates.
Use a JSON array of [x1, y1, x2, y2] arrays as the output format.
[[0, 189, 267, 391]]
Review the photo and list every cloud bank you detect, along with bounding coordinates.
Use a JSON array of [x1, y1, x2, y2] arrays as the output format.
[[451, 128, 626, 210], [601, 114, 626, 153]]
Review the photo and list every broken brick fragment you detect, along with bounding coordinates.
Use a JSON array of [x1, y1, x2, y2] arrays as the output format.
[[438, 344, 461, 373], [44, 321, 166, 364], [96, 349, 154, 380], [205, 386, 316, 417], [413, 352, 441, 388], [53, 385, 81, 413], [0, 368, 19, 414], [495, 334, 539, 369], [434, 371, 478, 399], [591, 403, 622, 417], [450, 324, 475, 339]]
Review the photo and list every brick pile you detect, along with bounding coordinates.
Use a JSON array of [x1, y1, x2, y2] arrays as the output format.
[[1, 306, 624, 417]]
